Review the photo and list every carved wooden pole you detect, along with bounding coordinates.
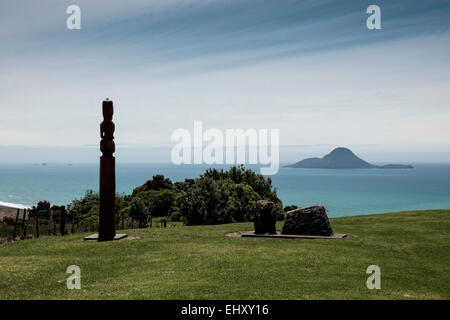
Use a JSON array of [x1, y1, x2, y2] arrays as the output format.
[[84, 100, 126, 242], [98, 99, 116, 240]]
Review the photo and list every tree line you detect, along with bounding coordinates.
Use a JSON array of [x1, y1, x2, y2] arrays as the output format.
[[1, 165, 291, 240]]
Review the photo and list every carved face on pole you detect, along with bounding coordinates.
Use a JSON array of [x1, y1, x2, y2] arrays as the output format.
[[102, 101, 113, 121], [100, 100, 115, 156]]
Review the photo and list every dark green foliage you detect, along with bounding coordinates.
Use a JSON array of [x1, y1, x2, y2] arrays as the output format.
[[229, 183, 259, 222], [173, 179, 195, 193], [50, 205, 65, 223], [168, 210, 182, 222], [147, 189, 177, 217], [178, 177, 234, 225], [201, 165, 278, 202], [129, 198, 150, 228], [178, 166, 283, 225], [37, 200, 51, 221], [37, 201, 50, 211], [284, 205, 298, 212], [49, 205, 67, 235], [132, 174, 173, 195], [26, 166, 283, 234], [275, 204, 285, 221], [67, 190, 99, 229]]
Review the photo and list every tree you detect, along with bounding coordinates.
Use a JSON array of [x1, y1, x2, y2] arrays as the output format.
[[50, 205, 61, 235], [138, 189, 177, 218], [118, 206, 130, 229], [57, 166, 284, 229], [201, 165, 277, 202], [129, 198, 150, 228], [37, 200, 51, 221], [132, 175, 173, 195], [66, 190, 99, 232], [59, 206, 67, 235], [115, 195, 129, 229]]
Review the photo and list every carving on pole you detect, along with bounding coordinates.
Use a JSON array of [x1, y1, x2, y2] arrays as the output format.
[[98, 99, 116, 240], [85, 99, 127, 241]]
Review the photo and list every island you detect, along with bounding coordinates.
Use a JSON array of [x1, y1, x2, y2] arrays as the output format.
[[285, 147, 413, 169]]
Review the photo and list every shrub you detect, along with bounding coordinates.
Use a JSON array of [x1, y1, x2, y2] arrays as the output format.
[[177, 178, 234, 225], [168, 210, 182, 222], [201, 165, 277, 201], [177, 166, 284, 225], [229, 183, 259, 222]]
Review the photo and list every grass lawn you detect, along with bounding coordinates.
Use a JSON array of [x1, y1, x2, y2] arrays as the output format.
[[0, 209, 449, 299]]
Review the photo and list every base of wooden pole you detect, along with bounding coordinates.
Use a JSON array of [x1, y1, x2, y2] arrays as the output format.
[[83, 233, 128, 241]]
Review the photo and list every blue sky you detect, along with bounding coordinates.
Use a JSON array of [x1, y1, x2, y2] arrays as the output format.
[[1, 0, 450, 162]]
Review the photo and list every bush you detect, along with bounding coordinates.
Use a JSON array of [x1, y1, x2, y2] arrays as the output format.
[[177, 166, 284, 225], [201, 165, 277, 201], [178, 178, 234, 225], [276, 203, 285, 221], [168, 210, 182, 222], [229, 183, 259, 222], [67, 190, 99, 227]]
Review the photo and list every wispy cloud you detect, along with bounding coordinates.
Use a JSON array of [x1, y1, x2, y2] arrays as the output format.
[[1, 0, 450, 161]]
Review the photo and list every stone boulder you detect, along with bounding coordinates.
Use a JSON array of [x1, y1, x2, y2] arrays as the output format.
[[281, 205, 333, 236], [254, 200, 277, 234]]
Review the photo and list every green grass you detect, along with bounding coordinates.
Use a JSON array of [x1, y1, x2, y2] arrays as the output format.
[[1, 209, 449, 300]]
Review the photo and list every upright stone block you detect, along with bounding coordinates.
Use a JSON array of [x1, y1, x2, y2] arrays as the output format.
[[254, 200, 277, 234]]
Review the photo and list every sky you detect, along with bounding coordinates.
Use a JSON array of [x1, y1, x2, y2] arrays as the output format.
[[1, 0, 450, 163]]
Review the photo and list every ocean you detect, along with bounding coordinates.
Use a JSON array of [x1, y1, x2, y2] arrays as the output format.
[[1, 163, 450, 217]]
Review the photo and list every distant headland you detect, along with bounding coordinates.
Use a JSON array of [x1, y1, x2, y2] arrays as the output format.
[[285, 147, 413, 169]]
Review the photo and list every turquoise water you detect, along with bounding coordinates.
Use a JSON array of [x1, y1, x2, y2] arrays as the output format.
[[1, 163, 450, 217]]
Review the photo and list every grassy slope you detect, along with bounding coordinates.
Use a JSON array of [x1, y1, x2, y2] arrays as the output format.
[[0, 209, 449, 300]]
